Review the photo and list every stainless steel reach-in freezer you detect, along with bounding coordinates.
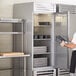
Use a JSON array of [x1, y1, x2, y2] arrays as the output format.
[[13, 2, 76, 76]]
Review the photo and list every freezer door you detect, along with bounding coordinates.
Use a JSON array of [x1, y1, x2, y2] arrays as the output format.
[[51, 13, 69, 69]]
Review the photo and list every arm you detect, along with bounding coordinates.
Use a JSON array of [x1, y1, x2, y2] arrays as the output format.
[[60, 33, 76, 49], [64, 43, 76, 49], [60, 41, 76, 49]]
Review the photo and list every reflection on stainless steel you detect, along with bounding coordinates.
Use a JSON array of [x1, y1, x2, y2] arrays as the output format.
[[56, 35, 67, 43]]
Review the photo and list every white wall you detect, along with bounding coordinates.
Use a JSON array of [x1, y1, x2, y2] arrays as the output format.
[[0, 1, 14, 76], [0, 0, 13, 18]]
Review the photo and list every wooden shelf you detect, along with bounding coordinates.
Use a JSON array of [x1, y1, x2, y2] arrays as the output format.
[[0, 54, 30, 58]]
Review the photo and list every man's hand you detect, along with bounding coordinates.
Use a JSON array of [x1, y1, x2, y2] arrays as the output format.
[[60, 41, 76, 49], [60, 41, 65, 47], [65, 43, 76, 49]]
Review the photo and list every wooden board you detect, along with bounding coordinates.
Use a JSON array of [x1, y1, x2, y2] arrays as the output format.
[[0, 52, 24, 56]]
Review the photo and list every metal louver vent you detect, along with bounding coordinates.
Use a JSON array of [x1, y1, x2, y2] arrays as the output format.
[[33, 67, 56, 76], [57, 68, 70, 76]]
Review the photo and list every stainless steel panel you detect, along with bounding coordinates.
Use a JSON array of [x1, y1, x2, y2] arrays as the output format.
[[54, 13, 69, 69], [13, 2, 33, 76]]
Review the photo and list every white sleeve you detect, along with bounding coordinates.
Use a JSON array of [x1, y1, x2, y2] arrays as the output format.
[[72, 33, 76, 44]]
